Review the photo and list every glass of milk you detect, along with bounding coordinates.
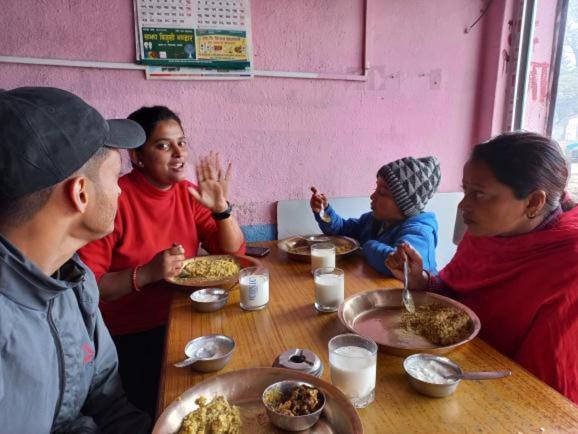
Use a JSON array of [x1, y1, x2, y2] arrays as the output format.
[[313, 267, 344, 312], [328, 333, 377, 408], [239, 267, 269, 311], [310, 242, 335, 274]]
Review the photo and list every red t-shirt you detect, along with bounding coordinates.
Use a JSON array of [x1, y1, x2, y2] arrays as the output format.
[[79, 169, 244, 335]]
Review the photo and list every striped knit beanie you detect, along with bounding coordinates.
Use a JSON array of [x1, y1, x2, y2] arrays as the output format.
[[377, 156, 441, 217]]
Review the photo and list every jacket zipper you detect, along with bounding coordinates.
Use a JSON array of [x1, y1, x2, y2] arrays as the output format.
[[48, 299, 65, 426]]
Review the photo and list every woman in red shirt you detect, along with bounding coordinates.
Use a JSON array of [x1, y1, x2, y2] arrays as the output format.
[[386, 131, 578, 403], [79, 106, 245, 417]]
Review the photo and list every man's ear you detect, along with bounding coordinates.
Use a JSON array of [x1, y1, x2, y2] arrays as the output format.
[[65, 176, 89, 213]]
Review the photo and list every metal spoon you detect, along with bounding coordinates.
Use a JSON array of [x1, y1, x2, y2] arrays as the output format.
[[319, 203, 331, 223], [402, 260, 416, 313], [173, 345, 216, 368], [445, 370, 512, 382]]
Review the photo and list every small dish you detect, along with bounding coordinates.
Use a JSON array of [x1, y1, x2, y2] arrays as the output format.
[[262, 380, 326, 431], [190, 288, 228, 312], [183, 335, 235, 373], [403, 353, 461, 398]]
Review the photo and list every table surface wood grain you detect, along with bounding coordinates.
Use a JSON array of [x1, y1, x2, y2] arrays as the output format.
[[158, 242, 578, 433]]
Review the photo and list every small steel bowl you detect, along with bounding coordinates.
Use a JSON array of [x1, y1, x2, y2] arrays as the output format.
[[403, 353, 461, 398], [184, 335, 235, 373], [262, 380, 326, 431], [189, 288, 228, 312]]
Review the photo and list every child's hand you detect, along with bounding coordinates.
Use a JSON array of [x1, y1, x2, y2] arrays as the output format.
[[385, 242, 428, 290], [310, 186, 328, 213]]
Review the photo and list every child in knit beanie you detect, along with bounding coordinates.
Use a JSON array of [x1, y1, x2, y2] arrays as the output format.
[[310, 156, 441, 276]]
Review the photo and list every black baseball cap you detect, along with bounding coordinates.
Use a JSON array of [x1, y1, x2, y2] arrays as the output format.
[[0, 87, 146, 199]]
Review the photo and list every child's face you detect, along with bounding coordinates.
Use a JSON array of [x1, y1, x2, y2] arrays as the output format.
[[370, 177, 404, 223]]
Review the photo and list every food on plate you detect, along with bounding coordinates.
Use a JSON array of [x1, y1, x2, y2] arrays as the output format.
[[265, 385, 322, 416], [177, 395, 242, 434], [176, 257, 240, 282], [401, 304, 472, 346], [287, 240, 352, 255]]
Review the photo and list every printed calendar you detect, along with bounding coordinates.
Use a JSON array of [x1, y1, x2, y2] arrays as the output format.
[[134, 0, 252, 70]]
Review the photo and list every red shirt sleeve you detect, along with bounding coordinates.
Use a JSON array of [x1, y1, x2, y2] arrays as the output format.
[[78, 213, 123, 282]]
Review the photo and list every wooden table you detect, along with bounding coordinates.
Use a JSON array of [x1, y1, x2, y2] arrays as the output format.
[[158, 242, 578, 433]]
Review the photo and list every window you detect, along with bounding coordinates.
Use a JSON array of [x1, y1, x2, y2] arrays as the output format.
[[550, 0, 578, 195]]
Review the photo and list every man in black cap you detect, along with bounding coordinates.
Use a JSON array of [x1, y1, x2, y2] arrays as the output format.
[[0, 87, 151, 433]]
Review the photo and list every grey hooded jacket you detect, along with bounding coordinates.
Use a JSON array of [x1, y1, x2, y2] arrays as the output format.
[[0, 235, 151, 434]]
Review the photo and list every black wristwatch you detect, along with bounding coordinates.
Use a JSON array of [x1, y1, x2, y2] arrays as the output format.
[[212, 201, 233, 220]]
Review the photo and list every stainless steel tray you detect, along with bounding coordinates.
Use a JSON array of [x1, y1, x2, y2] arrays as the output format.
[[153, 368, 363, 433], [277, 235, 360, 263], [338, 289, 481, 357]]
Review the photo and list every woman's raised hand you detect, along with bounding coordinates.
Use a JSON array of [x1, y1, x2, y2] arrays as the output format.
[[310, 186, 328, 213], [189, 151, 232, 213], [385, 242, 429, 290]]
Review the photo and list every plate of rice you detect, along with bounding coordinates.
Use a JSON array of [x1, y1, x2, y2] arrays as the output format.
[[167, 254, 262, 288], [338, 289, 480, 357]]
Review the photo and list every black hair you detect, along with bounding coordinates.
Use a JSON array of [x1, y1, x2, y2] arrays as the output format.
[[471, 131, 575, 212], [127, 106, 183, 143]]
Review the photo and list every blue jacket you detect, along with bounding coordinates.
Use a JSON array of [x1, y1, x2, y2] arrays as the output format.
[[0, 235, 150, 434], [314, 205, 438, 276]]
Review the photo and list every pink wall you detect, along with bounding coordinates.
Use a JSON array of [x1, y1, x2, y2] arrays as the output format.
[[0, 0, 496, 231]]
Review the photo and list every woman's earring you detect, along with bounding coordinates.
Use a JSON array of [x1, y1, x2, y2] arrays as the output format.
[[137, 161, 144, 167], [527, 212, 537, 219]]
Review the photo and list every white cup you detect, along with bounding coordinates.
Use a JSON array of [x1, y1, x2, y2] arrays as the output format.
[[329, 333, 377, 408], [313, 267, 344, 312], [310, 242, 336, 274], [239, 267, 269, 310]]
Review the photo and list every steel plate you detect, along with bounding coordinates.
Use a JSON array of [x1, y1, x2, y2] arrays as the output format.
[[277, 235, 360, 263], [153, 367, 363, 434], [338, 289, 481, 357], [166, 254, 261, 288]]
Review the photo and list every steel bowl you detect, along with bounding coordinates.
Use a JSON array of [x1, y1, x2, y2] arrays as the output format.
[[403, 353, 461, 398], [189, 288, 228, 312], [184, 335, 235, 373], [262, 380, 326, 431]]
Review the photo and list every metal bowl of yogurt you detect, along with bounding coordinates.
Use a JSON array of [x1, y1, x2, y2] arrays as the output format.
[[403, 353, 462, 397], [403, 353, 511, 398]]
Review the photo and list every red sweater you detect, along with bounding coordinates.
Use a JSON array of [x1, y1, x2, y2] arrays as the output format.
[[79, 169, 244, 335], [439, 207, 578, 403]]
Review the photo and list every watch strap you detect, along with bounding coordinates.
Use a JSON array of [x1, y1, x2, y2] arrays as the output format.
[[212, 201, 233, 220]]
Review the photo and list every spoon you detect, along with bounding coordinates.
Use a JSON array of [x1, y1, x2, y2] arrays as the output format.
[[319, 203, 331, 223], [445, 370, 512, 382], [402, 260, 415, 313], [174, 345, 216, 368]]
